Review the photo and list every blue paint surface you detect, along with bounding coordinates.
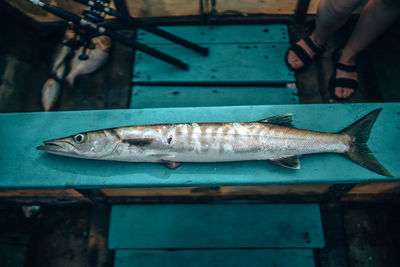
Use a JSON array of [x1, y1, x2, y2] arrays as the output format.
[[130, 86, 299, 108], [133, 44, 294, 84], [137, 25, 289, 44], [109, 204, 324, 249], [0, 103, 399, 189], [114, 249, 316, 267], [132, 25, 295, 84]]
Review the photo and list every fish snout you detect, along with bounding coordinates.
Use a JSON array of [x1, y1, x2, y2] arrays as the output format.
[[37, 140, 66, 152]]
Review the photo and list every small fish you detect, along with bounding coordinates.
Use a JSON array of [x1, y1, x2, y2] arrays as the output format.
[[37, 108, 393, 176], [65, 35, 112, 86], [41, 78, 61, 111], [41, 29, 74, 111], [51, 29, 75, 78]]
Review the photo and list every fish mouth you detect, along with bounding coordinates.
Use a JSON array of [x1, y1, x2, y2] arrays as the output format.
[[37, 141, 66, 152]]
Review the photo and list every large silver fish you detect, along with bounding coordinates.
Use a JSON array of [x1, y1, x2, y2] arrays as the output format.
[[37, 108, 393, 176]]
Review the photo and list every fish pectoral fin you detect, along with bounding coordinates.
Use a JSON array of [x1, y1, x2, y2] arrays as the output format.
[[258, 114, 294, 128], [270, 156, 300, 169], [161, 162, 182, 170]]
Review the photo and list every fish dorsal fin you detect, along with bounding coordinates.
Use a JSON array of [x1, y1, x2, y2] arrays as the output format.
[[258, 114, 294, 128], [270, 156, 300, 169]]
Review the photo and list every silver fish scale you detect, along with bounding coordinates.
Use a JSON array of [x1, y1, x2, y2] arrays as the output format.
[[113, 123, 350, 163]]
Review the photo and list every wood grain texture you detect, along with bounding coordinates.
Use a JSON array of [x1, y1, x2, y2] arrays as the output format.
[[88, 205, 113, 267], [101, 184, 329, 197], [348, 183, 400, 195], [8, 0, 365, 22], [7, 0, 115, 23], [126, 0, 321, 17], [0, 189, 82, 197]]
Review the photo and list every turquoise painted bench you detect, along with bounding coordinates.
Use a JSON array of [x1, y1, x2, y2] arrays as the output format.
[[131, 25, 297, 108], [110, 203, 323, 267], [0, 103, 398, 189]]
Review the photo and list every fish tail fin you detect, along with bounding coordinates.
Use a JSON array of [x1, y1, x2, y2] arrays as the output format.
[[339, 108, 393, 177]]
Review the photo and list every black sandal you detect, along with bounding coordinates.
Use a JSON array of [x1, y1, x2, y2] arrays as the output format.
[[285, 36, 324, 73], [329, 51, 358, 100]]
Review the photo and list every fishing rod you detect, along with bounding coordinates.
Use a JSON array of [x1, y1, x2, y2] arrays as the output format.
[[72, 0, 209, 56], [25, 0, 193, 70]]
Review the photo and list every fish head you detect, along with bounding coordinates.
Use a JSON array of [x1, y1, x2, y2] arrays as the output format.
[[37, 130, 120, 159]]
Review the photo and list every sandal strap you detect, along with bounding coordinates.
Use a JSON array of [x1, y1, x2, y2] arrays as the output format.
[[303, 36, 323, 54], [336, 62, 357, 72], [333, 78, 358, 90], [291, 44, 312, 66]]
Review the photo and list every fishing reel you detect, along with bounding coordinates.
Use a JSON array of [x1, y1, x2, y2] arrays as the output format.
[[26, 0, 208, 70], [81, 0, 110, 24], [64, 0, 112, 60], [61, 23, 95, 61]]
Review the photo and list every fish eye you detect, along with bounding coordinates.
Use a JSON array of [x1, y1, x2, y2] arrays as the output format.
[[73, 134, 85, 144]]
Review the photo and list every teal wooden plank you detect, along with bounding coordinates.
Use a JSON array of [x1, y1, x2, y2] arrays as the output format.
[[0, 103, 399, 189], [130, 86, 299, 108], [115, 249, 315, 267], [137, 25, 289, 44], [108, 204, 324, 249], [133, 44, 295, 84]]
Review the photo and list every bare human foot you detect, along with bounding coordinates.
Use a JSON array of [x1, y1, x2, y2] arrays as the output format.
[[334, 54, 357, 99], [286, 35, 323, 71]]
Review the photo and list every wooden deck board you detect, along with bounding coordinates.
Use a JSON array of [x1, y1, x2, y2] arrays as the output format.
[[114, 249, 316, 267], [137, 25, 289, 44], [109, 203, 324, 249], [130, 86, 299, 108], [133, 25, 295, 85]]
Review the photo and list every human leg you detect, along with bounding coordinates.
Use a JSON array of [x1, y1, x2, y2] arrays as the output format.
[[287, 0, 363, 71], [333, 0, 400, 98]]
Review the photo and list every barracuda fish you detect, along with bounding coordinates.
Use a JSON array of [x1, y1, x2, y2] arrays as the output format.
[[37, 108, 393, 177]]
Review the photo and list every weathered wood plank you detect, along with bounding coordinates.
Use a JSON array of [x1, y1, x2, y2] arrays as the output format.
[[125, 0, 321, 17], [114, 249, 316, 267], [133, 44, 295, 84], [317, 203, 349, 267], [0, 103, 399, 189], [7, 0, 115, 23], [137, 25, 289, 44], [108, 203, 324, 249], [88, 205, 113, 267], [0, 189, 82, 197], [8, 0, 365, 22], [130, 86, 298, 108], [101, 184, 330, 197], [343, 204, 400, 267], [133, 25, 294, 85], [348, 182, 400, 195]]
